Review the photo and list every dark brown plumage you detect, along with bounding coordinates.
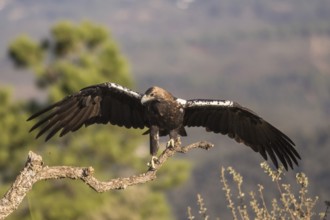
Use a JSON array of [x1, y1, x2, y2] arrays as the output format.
[[28, 82, 300, 170]]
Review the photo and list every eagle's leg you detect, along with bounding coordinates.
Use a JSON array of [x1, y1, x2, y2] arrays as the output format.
[[147, 126, 160, 170]]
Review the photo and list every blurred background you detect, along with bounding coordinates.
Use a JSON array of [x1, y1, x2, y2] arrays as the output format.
[[0, 0, 329, 219]]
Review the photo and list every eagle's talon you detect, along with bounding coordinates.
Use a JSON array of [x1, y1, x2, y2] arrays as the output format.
[[166, 139, 175, 148], [147, 156, 159, 170]]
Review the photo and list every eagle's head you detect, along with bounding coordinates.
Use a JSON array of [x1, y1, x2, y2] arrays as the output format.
[[141, 86, 174, 105]]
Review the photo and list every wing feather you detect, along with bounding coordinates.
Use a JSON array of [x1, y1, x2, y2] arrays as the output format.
[[183, 99, 300, 170], [29, 99, 78, 132], [28, 82, 149, 141], [272, 140, 290, 169], [67, 106, 90, 131], [121, 103, 131, 128], [37, 103, 83, 139], [59, 104, 94, 137]]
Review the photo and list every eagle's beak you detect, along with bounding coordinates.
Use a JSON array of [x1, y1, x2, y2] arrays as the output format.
[[141, 94, 154, 105]]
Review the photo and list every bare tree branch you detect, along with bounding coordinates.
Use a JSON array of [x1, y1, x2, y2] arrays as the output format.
[[0, 140, 214, 219]]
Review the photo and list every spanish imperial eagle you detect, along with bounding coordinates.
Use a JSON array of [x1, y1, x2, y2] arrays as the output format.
[[28, 82, 300, 170]]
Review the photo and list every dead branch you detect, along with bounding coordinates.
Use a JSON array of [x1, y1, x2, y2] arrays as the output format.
[[0, 140, 214, 219]]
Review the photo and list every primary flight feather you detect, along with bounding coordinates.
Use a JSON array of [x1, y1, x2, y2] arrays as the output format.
[[28, 82, 300, 170]]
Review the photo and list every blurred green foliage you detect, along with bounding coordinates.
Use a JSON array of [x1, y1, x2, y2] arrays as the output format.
[[8, 35, 44, 67], [3, 20, 190, 219]]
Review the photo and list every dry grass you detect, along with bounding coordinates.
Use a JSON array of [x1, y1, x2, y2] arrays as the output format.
[[187, 162, 329, 220]]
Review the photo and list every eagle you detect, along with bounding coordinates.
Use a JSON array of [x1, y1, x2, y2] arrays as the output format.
[[28, 82, 300, 170]]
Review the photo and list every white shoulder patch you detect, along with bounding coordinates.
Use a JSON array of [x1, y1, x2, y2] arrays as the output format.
[[176, 98, 187, 105], [106, 82, 142, 99], [188, 99, 234, 107]]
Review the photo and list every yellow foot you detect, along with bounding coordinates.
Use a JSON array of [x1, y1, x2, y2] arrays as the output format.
[[167, 137, 181, 148], [167, 139, 175, 148], [147, 156, 159, 170]]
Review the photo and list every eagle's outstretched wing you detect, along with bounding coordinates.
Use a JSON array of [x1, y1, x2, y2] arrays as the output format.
[[183, 99, 300, 170], [28, 82, 149, 141]]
